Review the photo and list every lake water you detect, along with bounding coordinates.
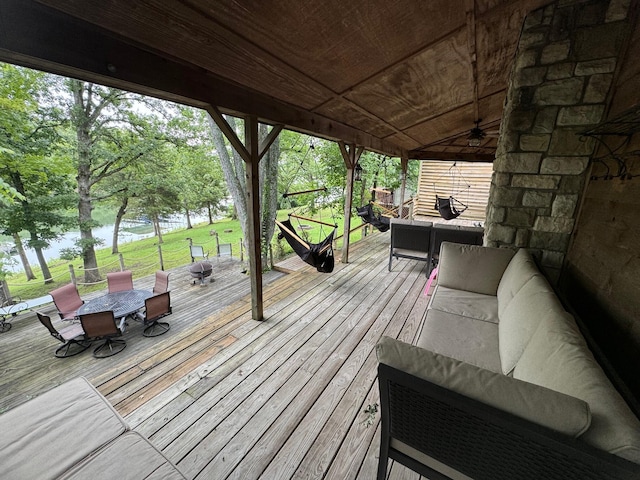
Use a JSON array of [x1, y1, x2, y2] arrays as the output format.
[[2, 214, 210, 273]]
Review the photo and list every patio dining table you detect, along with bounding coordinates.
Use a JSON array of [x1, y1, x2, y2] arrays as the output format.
[[78, 289, 152, 331]]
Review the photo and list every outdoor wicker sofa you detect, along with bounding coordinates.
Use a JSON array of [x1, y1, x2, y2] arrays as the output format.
[[377, 242, 640, 479], [0, 376, 185, 480]]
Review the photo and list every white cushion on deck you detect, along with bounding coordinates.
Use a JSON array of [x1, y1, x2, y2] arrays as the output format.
[[417, 308, 502, 373], [514, 313, 640, 463], [377, 336, 592, 437], [0, 377, 128, 480]]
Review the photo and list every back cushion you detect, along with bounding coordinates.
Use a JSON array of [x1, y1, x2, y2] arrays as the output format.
[[498, 274, 564, 375], [437, 242, 515, 296], [514, 313, 640, 463], [497, 249, 540, 318]]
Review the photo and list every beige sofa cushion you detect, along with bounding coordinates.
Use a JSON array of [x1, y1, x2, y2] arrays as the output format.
[[418, 308, 502, 373], [377, 336, 592, 437], [497, 248, 540, 318], [428, 285, 499, 324], [437, 242, 515, 296], [514, 313, 640, 463], [498, 274, 565, 375], [59, 432, 186, 479], [0, 377, 128, 480]]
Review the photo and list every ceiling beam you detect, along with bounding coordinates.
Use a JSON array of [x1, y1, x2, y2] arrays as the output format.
[[409, 150, 495, 162], [0, 0, 404, 157]]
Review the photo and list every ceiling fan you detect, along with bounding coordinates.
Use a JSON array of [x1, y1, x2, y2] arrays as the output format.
[[467, 119, 499, 147]]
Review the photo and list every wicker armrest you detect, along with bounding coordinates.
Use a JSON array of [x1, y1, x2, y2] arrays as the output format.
[[376, 337, 640, 480]]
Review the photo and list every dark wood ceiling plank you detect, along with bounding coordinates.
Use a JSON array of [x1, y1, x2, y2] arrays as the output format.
[[200, 0, 467, 93], [0, 0, 404, 156], [345, 30, 474, 130], [409, 151, 495, 161], [36, 0, 334, 109]]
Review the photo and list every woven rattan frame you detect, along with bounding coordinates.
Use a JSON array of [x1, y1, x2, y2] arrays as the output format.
[[377, 363, 640, 480]]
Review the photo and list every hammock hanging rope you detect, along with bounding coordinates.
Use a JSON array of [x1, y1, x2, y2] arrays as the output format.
[[276, 219, 335, 273]]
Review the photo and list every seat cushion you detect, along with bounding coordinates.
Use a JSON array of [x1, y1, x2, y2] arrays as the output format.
[[428, 285, 499, 324], [377, 336, 591, 437], [59, 431, 186, 479], [0, 377, 128, 480], [514, 313, 640, 463], [498, 274, 565, 375], [418, 308, 502, 373], [437, 243, 515, 296]]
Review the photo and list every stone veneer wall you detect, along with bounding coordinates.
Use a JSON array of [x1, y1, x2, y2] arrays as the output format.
[[484, 0, 632, 282]]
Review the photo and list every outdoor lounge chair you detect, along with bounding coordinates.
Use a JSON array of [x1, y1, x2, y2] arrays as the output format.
[[142, 291, 172, 337], [152, 270, 170, 294], [36, 312, 89, 358], [107, 270, 134, 293], [49, 283, 84, 321], [79, 310, 126, 358]]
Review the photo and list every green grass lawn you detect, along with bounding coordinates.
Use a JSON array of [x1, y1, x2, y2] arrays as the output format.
[[4, 210, 370, 301]]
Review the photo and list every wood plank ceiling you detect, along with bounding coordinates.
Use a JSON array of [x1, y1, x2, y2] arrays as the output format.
[[3, 0, 550, 159]]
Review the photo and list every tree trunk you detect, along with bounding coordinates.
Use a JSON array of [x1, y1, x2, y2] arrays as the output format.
[[185, 206, 193, 229], [259, 124, 279, 270], [207, 202, 214, 224], [28, 231, 52, 283], [72, 80, 101, 284], [112, 196, 128, 254], [208, 115, 249, 237], [33, 245, 53, 284], [153, 214, 164, 244], [12, 233, 35, 281]]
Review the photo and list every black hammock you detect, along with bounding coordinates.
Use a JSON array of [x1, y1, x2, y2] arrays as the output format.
[[356, 204, 390, 232], [435, 195, 468, 220], [276, 219, 335, 273]]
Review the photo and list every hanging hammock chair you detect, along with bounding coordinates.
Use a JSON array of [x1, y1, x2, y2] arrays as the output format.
[[276, 218, 335, 273], [432, 162, 471, 220], [434, 195, 468, 220], [356, 203, 390, 232]]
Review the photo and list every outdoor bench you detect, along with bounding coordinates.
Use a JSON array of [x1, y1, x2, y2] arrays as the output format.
[[0, 376, 185, 480], [377, 242, 640, 479]]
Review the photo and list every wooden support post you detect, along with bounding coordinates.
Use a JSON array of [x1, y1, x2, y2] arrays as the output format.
[[398, 153, 408, 219], [245, 115, 263, 321], [338, 141, 364, 264], [205, 109, 282, 321]]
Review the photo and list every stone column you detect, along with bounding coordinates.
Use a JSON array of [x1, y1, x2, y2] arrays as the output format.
[[485, 0, 632, 281]]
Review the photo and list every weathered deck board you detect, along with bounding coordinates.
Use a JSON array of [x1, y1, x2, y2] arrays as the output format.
[[0, 231, 434, 479]]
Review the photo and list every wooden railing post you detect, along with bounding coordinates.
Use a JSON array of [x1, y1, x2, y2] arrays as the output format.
[[68, 264, 76, 285]]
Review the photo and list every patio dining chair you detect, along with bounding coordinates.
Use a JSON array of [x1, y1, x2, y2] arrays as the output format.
[[190, 244, 209, 263], [152, 270, 170, 294], [142, 291, 172, 337], [49, 283, 84, 322], [36, 312, 90, 358], [107, 270, 134, 293], [79, 310, 126, 358]]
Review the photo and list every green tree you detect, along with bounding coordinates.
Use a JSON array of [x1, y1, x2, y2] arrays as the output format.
[[0, 64, 75, 283], [207, 115, 280, 268], [64, 80, 161, 282]]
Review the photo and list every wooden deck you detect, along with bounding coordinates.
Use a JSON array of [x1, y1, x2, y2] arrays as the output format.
[[0, 232, 433, 479]]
